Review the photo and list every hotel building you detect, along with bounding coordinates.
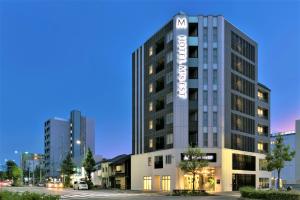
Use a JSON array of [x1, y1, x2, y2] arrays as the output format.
[[131, 13, 271, 192], [44, 110, 95, 178]]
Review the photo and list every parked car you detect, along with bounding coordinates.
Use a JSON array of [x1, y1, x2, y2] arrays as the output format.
[[73, 181, 88, 190], [0, 180, 12, 187], [37, 182, 45, 187]]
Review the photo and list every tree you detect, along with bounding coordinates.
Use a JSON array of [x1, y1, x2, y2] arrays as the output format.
[[266, 135, 295, 189], [61, 153, 75, 187], [5, 160, 17, 180], [179, 147, 209, 192], [83, 148, 96, 188], [12, 166, 23, 186]]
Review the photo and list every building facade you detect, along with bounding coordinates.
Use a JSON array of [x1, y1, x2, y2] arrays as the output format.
[[132, 13, 271, 192], [91, 154, 131, 189], [44, 110, 95, 178], [271, 120, 300, 188]]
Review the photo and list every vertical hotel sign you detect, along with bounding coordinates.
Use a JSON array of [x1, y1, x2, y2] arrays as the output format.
[[176, 16, 188, 99]]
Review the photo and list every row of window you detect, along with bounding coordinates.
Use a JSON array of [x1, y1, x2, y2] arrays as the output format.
[[257, 89, 269, 102], [231, 31, 255, 62], [231, 53, 255, 80], [143, 175, 171, 191], [231, 94, 255, 116], [148, 134, 173, 150], [231, 113, 255, 135], [231, 133, 255, 152], [148, 113, 173, 130], [231, 73, 255, 98]]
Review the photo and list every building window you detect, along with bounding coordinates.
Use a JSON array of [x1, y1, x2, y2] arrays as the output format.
[[166, 72, 173, 84], [259, 159, 268, 171], [257, 108, 263, 117], [162, 176, 171, 191], [166, 51, 173, 63], [149, 83, 153, 93], [189, 88, 198, 101], [155, 99, 165, 111], [155, 117, 164, 131], [189, 46, 198, 58], [149, 120, 153, 130], [149, 65, 153, 75], [232, 154, 256, 171], [149, 47, 153, 56], [203, 48, 208, 64], [189, 67, 198, 79], [155, 136, 165, 150], [203, 132, 208, 147], [213, 91, 218, 105], [203, 69, 208, 85], [203, 112, 208, 126], [165, 155, 172, 164], [149, 138, 153, 148], [189, 23, 198, 36], [213, 69, 218, 85], [166, 113, 173, 125], [166, 134, 173, 145], [154, 156, 163, 169], [203, 91, 208, 105], [116, 165, 121, 172], [213, 27, 218, 42], [149, 102, 153, 112], [143, 176, 152, 190], [258, 142, 263, 152], [213, 48, 218, 64], [203, 27, 208, 42], [213, 132, 218, 147], [166, 92, 173, 104], [213, 112, 217, 127], [259, 178, 269, 189], [148, 157, 152, 166], [258, 90, 263, 100], [166, 31, 173, 43]]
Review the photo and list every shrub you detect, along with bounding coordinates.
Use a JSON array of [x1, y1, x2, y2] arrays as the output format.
[[0, 191, 60, 200], [240, 187, 300, 200]]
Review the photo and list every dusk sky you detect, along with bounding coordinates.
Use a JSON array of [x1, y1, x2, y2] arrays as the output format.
[[0, 0, 299, 164]]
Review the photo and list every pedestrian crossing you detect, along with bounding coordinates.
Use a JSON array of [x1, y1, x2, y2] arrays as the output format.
[[60, 190, 143, 199]]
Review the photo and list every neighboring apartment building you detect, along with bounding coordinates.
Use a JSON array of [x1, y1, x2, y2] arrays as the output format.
[[91, 154, 131, 189], [44, 110, 95, 178], [270, 120, 300, 188], [132, 13, 271, 192]]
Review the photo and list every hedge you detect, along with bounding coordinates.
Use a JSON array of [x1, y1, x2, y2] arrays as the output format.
[[240, 187, 300, 200], [0, 191, 60, 200]]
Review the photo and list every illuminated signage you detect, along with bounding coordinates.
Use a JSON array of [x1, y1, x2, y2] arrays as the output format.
[[176, 17, 187, 29], [181, 153, 217, 162], [175, 16, 188, 99], [176, 35, 187, 99]]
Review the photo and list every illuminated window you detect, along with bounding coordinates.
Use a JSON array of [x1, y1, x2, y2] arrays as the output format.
[[166, 134, 173, 145], [149, 47, 153, 56], [162, 176, 171, 191], [116, 165, 121, 172], [258, 142, 263, 152], [149, 102, 153, 112], [149, 120, 153, 130], [258, 108, 263, 117], [257, 125, 263, 134], [149, 138, 153, 148], [149, 65, 153, 75], [149, 83, 153, 93], [143, 176, 152, 190], [258, 91, 263, 100]]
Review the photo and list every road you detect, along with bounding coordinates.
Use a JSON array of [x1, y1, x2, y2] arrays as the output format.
[[1, 186, 240, 200]]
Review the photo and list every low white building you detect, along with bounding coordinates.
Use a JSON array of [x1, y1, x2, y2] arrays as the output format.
[[271, 119, 300, 188]]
